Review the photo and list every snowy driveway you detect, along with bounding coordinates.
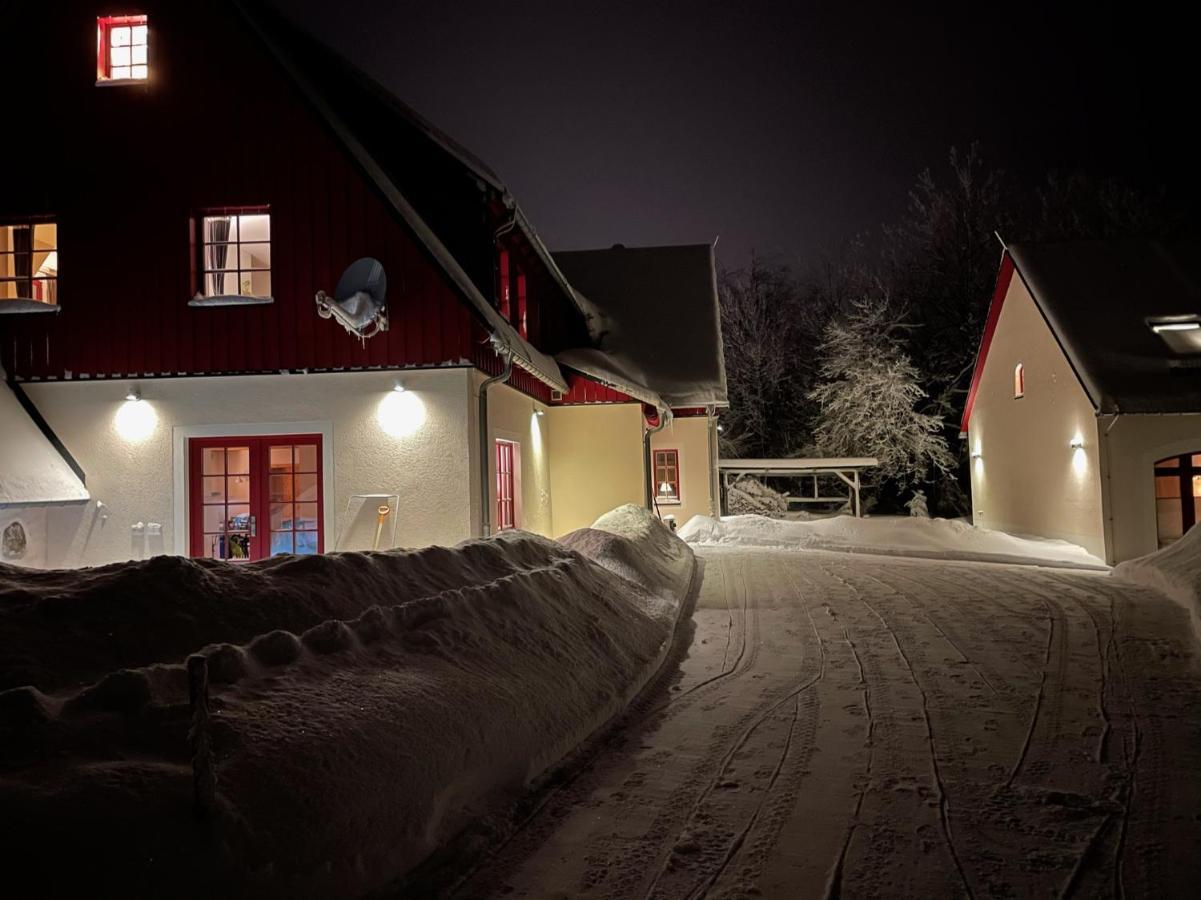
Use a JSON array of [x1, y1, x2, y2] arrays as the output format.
[[452, 547, 1201, 899]]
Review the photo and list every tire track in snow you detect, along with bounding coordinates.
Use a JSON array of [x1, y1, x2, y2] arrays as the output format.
[[822, 621, 872, 900], [816, 556, 975, 900], [640, 559, 826, 899]]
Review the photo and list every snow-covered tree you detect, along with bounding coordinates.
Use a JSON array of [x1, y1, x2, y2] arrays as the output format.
[[808, 299, 954, 488]]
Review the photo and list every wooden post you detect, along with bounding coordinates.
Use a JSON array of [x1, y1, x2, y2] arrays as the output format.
[[187, 654, 216, 818]]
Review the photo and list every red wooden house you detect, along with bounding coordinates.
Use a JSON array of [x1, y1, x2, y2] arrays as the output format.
[[0, 1, 726, 568]]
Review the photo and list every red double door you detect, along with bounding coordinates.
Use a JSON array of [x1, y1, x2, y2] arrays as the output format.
[[188, 434, 324, 561]]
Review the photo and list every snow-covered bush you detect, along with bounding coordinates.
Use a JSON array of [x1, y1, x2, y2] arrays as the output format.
[[906, 489, 930, 518], [807, 298, 954, 489]]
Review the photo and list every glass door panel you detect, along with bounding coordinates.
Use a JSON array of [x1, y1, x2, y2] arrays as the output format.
[[194, 442, 258, 561], [190, 434, 323, 561]]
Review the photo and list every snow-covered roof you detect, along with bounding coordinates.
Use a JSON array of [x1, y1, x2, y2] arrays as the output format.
[[0, 380, 89, 507], [554, 244, 728, 409], [233, 2, 568, 392], [718, 458, 879, 471], [966, 237, 1201, 428]]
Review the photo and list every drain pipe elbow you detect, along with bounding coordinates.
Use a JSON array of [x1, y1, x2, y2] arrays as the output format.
[[643, 407, 672, 510], [479, 344, 514, 538]]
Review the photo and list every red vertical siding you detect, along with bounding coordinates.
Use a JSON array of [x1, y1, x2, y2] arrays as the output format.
[[0, 3, 514, 384]]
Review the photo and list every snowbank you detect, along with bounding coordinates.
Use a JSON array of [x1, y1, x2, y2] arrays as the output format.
[[1112, 526, 1201, 639], [0, 506, 695, 898], [679, 513, 1107, 569]]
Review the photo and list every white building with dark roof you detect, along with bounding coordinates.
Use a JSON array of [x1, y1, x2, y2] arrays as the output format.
[[961, 236, 1201, 564]]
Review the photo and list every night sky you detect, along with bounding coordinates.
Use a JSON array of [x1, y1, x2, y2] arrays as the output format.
[[275, 0, 1196, 270]]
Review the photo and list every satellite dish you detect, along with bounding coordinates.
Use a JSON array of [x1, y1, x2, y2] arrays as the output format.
[[315, 257, 389, 341]]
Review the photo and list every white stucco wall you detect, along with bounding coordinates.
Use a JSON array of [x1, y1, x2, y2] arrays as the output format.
[[21, 369, 475, 567], [1101, 414, 1201, 563], [966, 275, 1107, 558], [650, 415, 717, 528]]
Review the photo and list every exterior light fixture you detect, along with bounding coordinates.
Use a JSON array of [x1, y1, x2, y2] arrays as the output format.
[[392, 382, 406, 392], [126, 386, 141, 402], [1070, 437, 1085, 450], [971, 452, 983, 461], [533, 404, 545, 417], [1147, 315, 1201, 354]]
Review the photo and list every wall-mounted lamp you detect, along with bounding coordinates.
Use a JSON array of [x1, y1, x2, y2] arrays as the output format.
[[533, 404, 545, 417], [971, 452, 983, 461], [1070, 437, 1085, 450], [392, 382, 406, 393], [125, 386, 141, 402]]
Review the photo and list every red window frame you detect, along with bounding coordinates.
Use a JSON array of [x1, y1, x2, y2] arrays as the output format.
[[497, 249, 511, 319], [654, 449, 681, 503], [188, 434, 324, 561], [96, 15, 149, 84], [496, 439, 516, 530]]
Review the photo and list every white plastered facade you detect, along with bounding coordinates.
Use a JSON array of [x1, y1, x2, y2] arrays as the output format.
[[7, 371, 721, 568], [967, 273, 1201, 564]]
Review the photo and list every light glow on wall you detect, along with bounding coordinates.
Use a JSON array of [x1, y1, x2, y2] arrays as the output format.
[[1070, 433, 1088, 477], [377, 388, 426, 437], [114, 395, 157, 441], [530, 408, 544, 456]]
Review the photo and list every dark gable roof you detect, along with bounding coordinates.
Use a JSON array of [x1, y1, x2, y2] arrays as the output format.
[[1008, 236, 1201, 415], [553, 244, 728, 408], [231, 0, 570, 390]]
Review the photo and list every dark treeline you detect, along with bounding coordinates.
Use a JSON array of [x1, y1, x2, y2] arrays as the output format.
[[719, 144, 1185, 514]]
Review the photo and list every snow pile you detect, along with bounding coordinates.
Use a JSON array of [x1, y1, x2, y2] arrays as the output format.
[[0, 509, 695, 898], [1112, 526, 1201, 639], [679, 513, 1107, 569], [725, 475, 790, 516]]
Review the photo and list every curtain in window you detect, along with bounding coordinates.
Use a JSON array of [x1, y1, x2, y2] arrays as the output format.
[[12, 225, 31, 298], [206, 217, 232, 295]]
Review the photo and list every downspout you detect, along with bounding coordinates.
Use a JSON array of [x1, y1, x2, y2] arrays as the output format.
[[706, 405, 719, 516], [643, 407, 672, 510], [478, 342, 514, 537]]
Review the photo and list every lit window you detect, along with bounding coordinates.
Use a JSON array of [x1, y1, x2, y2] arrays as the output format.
[[0, 221, 59, 305], [1013, 363, 1025, 399], [654, 449, 680, 503], [497, 249, 511, 319], [97, 16, 149, 83], [198, 211, 272, 299]]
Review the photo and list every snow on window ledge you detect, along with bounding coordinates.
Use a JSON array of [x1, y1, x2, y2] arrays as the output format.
[[0, 299, 61, 315], [188, 294, 274, 308]]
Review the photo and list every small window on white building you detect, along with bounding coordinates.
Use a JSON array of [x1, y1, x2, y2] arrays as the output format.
[[1014, 363, 1025, 399], [97, 16, 149, 83]]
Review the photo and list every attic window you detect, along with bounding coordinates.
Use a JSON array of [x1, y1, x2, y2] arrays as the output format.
[[0, 221, 59, 309], [1148, 316, 1201, 355], [97, 16, 149, 83], [190, 210, 273, 306], [1013, 363, 1025, 399]]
